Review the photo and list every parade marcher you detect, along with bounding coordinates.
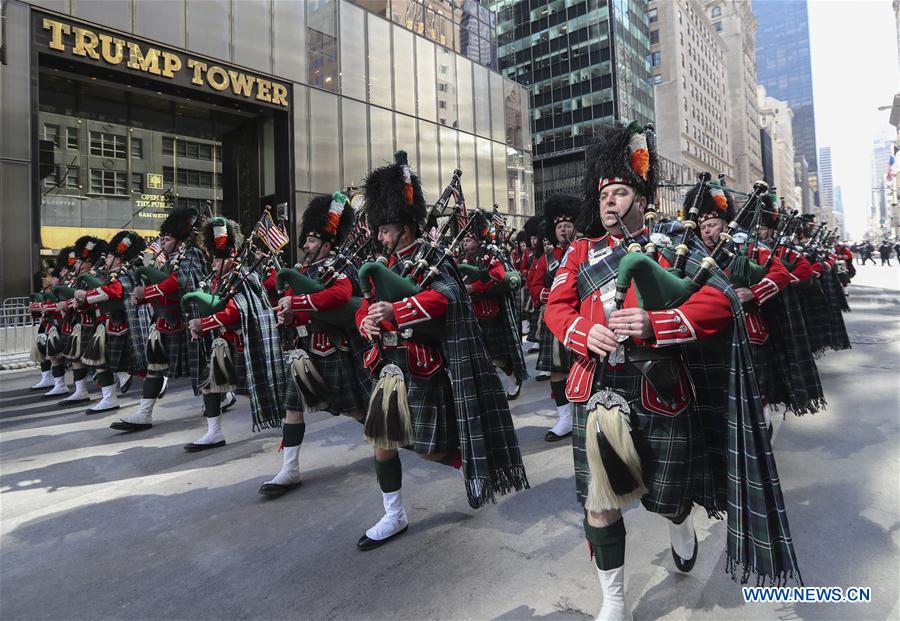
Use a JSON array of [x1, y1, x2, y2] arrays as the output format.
[[262, 193, 372, 497], [183, 217, 285, 452], [546, 123, 800, 619], [75, 231, 150, 414], [111, 207, 208, 432], [459, 215, 527, 400], [58, 236, 107, 406], [527, 194, 579, 441], [29, 247, 72, 391], [39, 247, 81, 397], [521, 216, 543, 353], [861, 241, 876, 265], [353, 152, 528, 550], [878, 240, 893, 266]]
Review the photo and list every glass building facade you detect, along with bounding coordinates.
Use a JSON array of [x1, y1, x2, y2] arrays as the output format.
[[1, 0, 533, 298], [491, 0, 654, 207], [752, 0, 818, 180]]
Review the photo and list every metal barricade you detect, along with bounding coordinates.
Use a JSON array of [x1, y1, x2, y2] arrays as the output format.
[[1, 297, 36, 367]]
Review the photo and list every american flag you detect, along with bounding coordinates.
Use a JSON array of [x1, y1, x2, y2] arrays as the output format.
[[147, 237, 162, 256], [451, 184, 468, 229], [492, 210, 507, 229], [256, 210, 290, 252]]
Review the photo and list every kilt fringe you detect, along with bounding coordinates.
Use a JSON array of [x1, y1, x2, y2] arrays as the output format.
[[146, 326, 169, 372], [64, 324, 83, 360], [364, 364, 413, 450], [81, 324, 107, 368], [584, 404, 646, 512], [31, 332, 48, 364], [46, 326, 63, 357], [208, 337, 237, 393], [468, 464, 530, 509], [288, 349, 329, 413]]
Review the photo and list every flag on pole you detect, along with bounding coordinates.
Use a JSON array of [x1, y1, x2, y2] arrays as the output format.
[[255, 210, 290, 252], [887, 145, 899, 180], [492, 210, 507, 229]]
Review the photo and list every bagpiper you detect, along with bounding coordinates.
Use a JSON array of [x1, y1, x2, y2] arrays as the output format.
[[353, 152, 528, 550], [111, 207, 208, 432], [459, 215, 527, 400], [544, 122, 801, 619], [74, 231, 151, 414], [521, 216, 543, 353], [527, 195, 579, 440], [262, 193, 372, 497], [183, 216, 285, 451]]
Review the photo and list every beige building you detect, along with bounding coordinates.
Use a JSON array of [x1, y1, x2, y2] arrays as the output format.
[[757, 85, 797, 212], [649, 0, 734, 190], [704, 0, 763, 192]]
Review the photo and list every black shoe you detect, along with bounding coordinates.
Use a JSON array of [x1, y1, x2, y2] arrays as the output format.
[[221, 392, 237, 412], [506, 381, 522, 402], [184, 440, 226, 453], [535, 373, 550, 381], [357, 526, 408, 551], [158, 376, 169, 399], [544, 429, 572, 442], [58, 397, 91, 407], [671, 532, 698, 573], [258, 480, 302, 498], [120, 375, 133, 394], [109, 420, 153, 432], [86, 404, 120, 415]]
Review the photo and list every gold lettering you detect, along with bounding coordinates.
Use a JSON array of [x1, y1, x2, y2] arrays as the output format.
[[206, 65, 230, 91], [126, 43, 161, 75], [72, 27, 100, 60], [160, 52, 182, 78], [255, 78, 272, 102], [227, 70, 257, 97], [43, 18, 70, 52], [187, 59, 207, 85], [271, 83, 289, 107], [98, 34, 125, 65]]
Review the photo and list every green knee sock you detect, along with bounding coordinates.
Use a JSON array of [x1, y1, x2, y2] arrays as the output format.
[[51, 365, 66, 379], [142, 376, 164, 399], [375, 454, 402, 493], [584, 517, 627, 570], [72, 367, 88, 382], [203, 393, 222, 418], [41, 360, 52, 372], [96, 370, 115, 388]]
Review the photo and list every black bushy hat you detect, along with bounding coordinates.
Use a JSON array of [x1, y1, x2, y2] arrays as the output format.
[[73, 235, 106, 264], [363, 151, 427, 231], [201, 217, 244, 259], [758, 193, 782, 228], [52, 246, 75, 278], [542, 194, 580, 246], [685, 183, 734, 224], [108, 231, 147, 262], [580, 122, 658, 236], [300, 193, 355, 246], [160, 206, 199, 240]]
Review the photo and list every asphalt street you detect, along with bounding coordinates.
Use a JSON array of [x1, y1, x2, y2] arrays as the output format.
[[1, 264, 898, 621]]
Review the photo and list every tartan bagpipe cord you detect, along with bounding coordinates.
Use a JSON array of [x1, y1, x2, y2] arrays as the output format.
[[232, 271, 285, 432], [119, 270, 151, 373], [652, 222, 803, 585], [495, 255, 528, 384], [432, 259, 530, 508]]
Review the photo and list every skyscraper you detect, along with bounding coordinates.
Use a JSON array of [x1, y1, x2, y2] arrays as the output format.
[[818, 146, 834, 222], [492, 0, 654, 206], [753, 0, 819, 189]]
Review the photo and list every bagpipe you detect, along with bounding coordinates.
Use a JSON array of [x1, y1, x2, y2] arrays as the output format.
[[135, 202, 211, 287], [457, 208, 523, 295], [274, 192, 369, 329]]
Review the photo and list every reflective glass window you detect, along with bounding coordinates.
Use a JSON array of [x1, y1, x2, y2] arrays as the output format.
[[392, 26, 416, 116], [369, 106, 395, 168], [456, 56, 474, 133], [368, 16, 393, 108], [416, 37, 437, 122], [436, 47, 458, 128], [294, 85, 310, 191], [492, 140, 506, 209], [476, 136, 493, 209], [489, 71, 505, 143], [308, 0, 339, 92], [439, 125, 458, 189], [340, 1, 367, 101], [472, 64, 491, 138], [342, 98, 369, 188], [458, 131, 476, 197], [309, 89, 340, 193], [395, 112, 418, 172], [417, 120, 440, 199], [274, 0, 307, 83]]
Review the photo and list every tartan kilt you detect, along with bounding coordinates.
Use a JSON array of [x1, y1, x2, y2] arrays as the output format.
[[526, 303, 541, 341], [536, 317, 571, 373], [799, 281, 831, 354], [101, 330, 133, 373], [571, 370, 705, 516], [751, 340, 774, 404], [202, 339, 248, 394], [157, 330, 193, 379], [284, 345, 368, 415], [378, 346, 457, 455], [478, 315, 513, 366], [64, 324, 96, 361]]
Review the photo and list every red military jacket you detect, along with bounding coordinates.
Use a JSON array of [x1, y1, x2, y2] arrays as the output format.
[[354, 241, 449, 378], [464, 255, 506, 319], [262, 268, 281, 307], [142, 272, 186, 334], [286, 262, 353, 356], [775, 246, 814, 284], [84, 279, 127, 334], [739, 244, 791, 344], [545, 233, 733, 408], [527, 245, 569, 306], [196, 276, 243, 351]]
